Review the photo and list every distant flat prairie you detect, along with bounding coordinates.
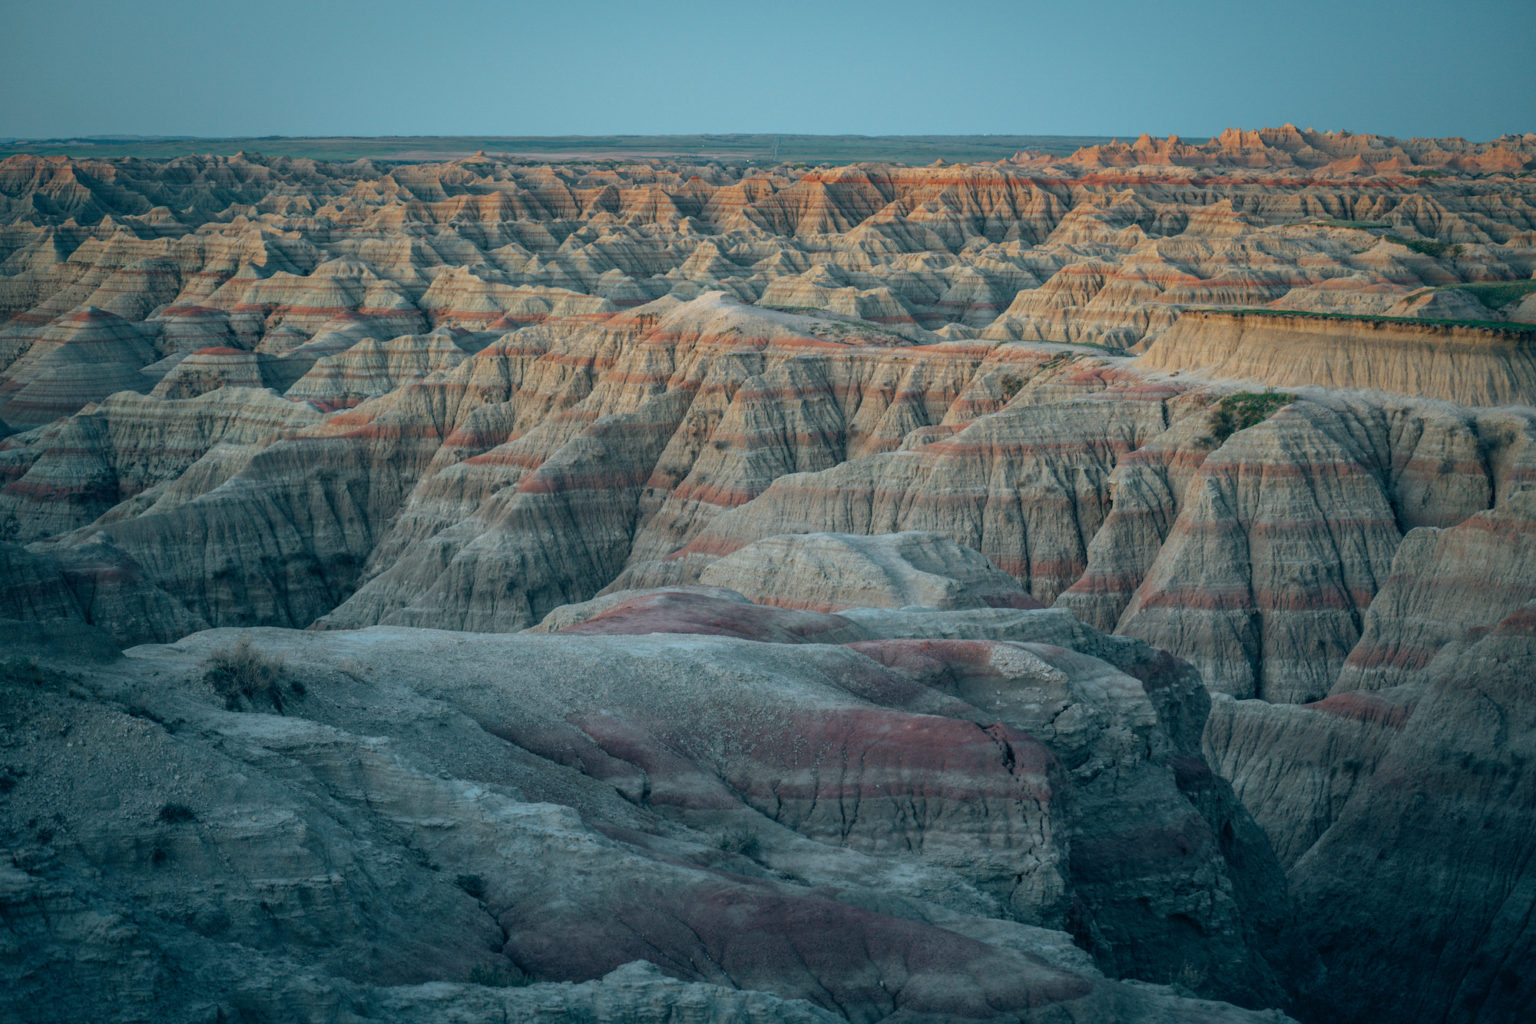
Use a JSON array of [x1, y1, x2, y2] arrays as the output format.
[[0, 132, 1133, 164]]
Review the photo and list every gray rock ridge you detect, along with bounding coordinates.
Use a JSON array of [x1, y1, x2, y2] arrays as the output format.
[[696, 530, 1043, 612], [1, 613, 1297, 1022]]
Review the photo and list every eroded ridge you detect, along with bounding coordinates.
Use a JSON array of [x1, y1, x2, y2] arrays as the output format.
[[3, 130, 1535, 1024]]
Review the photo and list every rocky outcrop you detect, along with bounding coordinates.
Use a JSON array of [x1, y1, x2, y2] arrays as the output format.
[[0, 387, 321, 542], [615, 368, 1175, 606], [0, 537, 206, 644], [1287, 605, 1536, 1024], [1, 613, 1297, 1022], [283, 330, 473, 408], [6, 135, 1535, 429], [1333, 487, 1536, 696]]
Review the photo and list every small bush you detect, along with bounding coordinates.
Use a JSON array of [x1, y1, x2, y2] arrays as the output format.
[[204, 637, 288, 712], [466, 962, 534, 987], [1209, 391, 1294, 443], [158, 802, 197, 824], [999, 374, 1024, 400], [715, 826, 762, 859]]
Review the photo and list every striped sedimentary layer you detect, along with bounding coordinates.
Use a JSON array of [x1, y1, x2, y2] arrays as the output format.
[[3, 136, 1536, 1024], [1139, 310, 1536, 406], [4, 131, 1535, 430], [6, 292, 1533, 711]]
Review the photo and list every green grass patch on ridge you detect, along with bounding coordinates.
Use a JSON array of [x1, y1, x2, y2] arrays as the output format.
[[1386, 234, 1460, 258], [1314, 219, 1391, 230], [1444, 280, 1536, 311], [1195, 306, 1536, 335], [1210, 391, 1294, 442]]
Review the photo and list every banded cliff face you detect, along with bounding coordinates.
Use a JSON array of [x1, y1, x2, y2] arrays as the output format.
[[3, 132, 1536, 1024], [1139, 309, 1536, 407]]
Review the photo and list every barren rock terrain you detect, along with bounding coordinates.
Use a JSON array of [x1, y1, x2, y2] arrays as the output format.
[[3, 128, 1535, 1022]]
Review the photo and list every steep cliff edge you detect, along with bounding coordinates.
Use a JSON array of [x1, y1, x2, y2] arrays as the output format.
[[1138, 310, 1536, 407]]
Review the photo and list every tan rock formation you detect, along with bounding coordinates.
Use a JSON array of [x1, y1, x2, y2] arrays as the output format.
[[1138, 310, 1536, 406]]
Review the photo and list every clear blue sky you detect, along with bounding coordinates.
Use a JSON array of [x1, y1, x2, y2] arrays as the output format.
[[3, 0, 1532, 140]]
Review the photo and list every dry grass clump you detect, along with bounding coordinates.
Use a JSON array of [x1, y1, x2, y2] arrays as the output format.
[[714, 825, 762, 859], [204, 637, 290, 712]]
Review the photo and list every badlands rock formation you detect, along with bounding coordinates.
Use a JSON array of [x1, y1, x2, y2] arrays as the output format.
[[3, 130, 1536, 1022], [1140, 309, 1536, 407], [4, 611, 1297, 1023]]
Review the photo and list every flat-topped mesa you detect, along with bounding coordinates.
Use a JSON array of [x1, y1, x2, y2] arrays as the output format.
[[1139, 308, 1536, 406]]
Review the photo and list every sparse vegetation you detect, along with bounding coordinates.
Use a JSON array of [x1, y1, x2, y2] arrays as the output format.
[[1205, 307, 1536, 335], [158, 802, 197, 824], [455, 873, 487, 900], [203, 637, 292, 712], [999, 374, 1024, 400], [1210, 391, 1294, 442], [715, 825, 762, 859], [1387, 233, 1454, 258], [2, 657, 47, 686], [466, 962, 535, 987], [1067, 339, 1129, 354], [1315, 218, 1390, 230], [754, 304, 923, 343], [1447, 280, 1536, 311]]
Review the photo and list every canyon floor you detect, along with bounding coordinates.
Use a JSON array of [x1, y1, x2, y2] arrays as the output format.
[[2, 127, 1535, 1023]]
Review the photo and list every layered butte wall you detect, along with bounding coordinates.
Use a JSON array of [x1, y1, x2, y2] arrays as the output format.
[[1139, 309, 1536, 406], [3, 129, 1536, 1024]]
